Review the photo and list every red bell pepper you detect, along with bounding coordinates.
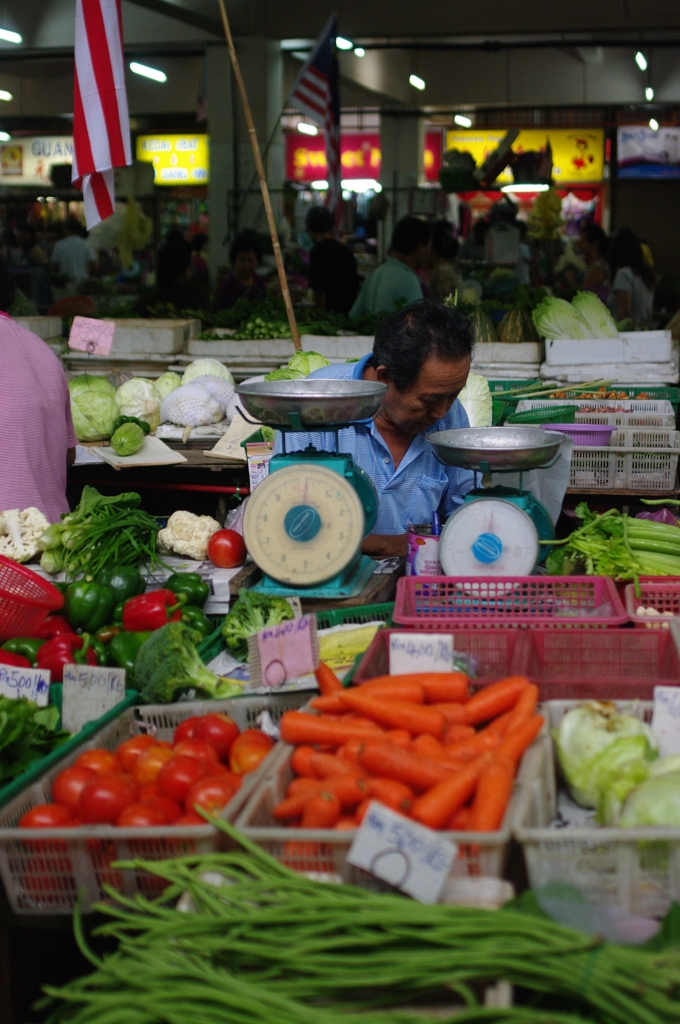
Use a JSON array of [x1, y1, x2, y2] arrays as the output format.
[[34, 615, 75, 640], [35, 633, 97, 682], [122, 589, 186, 632], [0, 650, 31, 668]]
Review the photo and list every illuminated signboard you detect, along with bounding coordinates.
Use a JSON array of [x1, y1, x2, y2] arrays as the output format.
[[444, 128, 604, 183], [0, 136, 74, 185], [285, 131, 381, 181], [135, 134, 209, 185]]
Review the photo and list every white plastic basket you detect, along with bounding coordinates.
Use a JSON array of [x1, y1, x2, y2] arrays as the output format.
[[516, 398, 675, 428], [513, 699, 680, 918], [609, 428, 680, 449], [0, 692, 309, 915], [569, 445, 680, 490]]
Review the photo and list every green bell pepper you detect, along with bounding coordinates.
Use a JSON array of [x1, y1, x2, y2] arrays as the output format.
[[181, 605, 213, 640], [108, 631, 152, 681], [94, 567, 145, 605], [112, 601, 126, 625], [65, 581, 116, 633], [111, 415, 150, 435], [1, 637, 46, 664], [165, 572, 210, 608], [86, 634, 109, 666]]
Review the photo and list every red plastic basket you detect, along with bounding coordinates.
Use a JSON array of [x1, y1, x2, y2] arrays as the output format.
[[393, 576, 628, 630], [625, 581, 680, 629], [0, 555, 64, 643]]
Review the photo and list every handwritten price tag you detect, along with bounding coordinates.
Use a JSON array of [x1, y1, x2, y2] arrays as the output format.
[[249, 614, 319, 689], [0, 666, 50, 706], [68, 316, 116, 356], [348, 801, 456, 904], [389, 632, 453, 675], [652, 686, 680, 757], [62, 665, 126, 733]]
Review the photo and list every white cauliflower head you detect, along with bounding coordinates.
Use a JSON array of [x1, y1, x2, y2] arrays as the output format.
[[157, 510, 221, 560], [0, 508, 51, 562]]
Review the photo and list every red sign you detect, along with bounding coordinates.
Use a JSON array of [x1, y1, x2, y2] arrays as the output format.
[[424, 130, 442, 183], [285, 131, 381, 182]]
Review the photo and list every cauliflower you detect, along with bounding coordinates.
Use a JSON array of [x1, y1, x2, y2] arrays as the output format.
[[157, 510, 221, 560], [0, 508, 51, 562]]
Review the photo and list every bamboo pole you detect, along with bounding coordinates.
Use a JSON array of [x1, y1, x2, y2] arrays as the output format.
[[216, 0, 301, 350]]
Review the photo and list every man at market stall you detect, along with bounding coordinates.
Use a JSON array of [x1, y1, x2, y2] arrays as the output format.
[[349, 216, 431, 319], [0, 261, 77, 522], [276, 299, 474, 558]]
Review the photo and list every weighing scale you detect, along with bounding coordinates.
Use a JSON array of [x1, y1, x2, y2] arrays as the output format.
[[236, 380, 387, 599], [428, 427, 567, 577]]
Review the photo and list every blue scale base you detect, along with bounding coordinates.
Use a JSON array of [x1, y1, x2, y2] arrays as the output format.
[[251, 554, 376, 599]]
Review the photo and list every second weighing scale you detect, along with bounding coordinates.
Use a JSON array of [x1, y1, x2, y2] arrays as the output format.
[[428, 426, 567, 577], [237, 379, 387, 599]]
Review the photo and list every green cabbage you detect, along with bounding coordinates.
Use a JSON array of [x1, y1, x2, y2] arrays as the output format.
[[115, 378, 162, 432], [264, 350, 330, 381], [532, 296, 592, 340], [571, 291, 619, 339], [154, 371, 182, 400], [619, 772, 680, 827], [457, 373, 493, 428], [68, 375, 118, 441], [110, 422, 145, 457], [182, 359, 234, 386]]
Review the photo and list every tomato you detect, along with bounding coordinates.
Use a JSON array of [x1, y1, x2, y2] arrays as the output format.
[[51, 766, 97, 816], [207, 529, 246, 569], [157, 755, 210, 803], [229, 730, 274, 774], [116, 735, 157, 772], [137, 783, 161, 801], [19, 804, 73, 828], [175, 810, 205, 825], [141, 796, 183, 823], [193, 714, 240, 761], [78, 774, 138, 824], [116, 802, 168, 827], [132, 745, 174, 786], [172, 716, 202, 745], [172, 738, 219, 763], [185, 775, 241, 815], [75, 749, 121, 776], [201, 759, 228, 777]]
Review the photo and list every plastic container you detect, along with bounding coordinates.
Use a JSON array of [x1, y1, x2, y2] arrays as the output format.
[[569, 445, 680, 491], [516, 397, 676, 428], [610, 427, 680, 449], [543, 423, 616, 446], [506, 404, 579, 426], [625, 581, 680, 629], [0, 555, 65, 643], [392, 576, 628, 631]]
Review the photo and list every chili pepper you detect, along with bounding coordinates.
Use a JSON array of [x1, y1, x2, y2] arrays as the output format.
[[2, 638, 46, 664], [108, 631, 152, 681], [36, 634, 97, 682], [65, 581, 116, 633], [94, 566, 146, 605], [89, 636, 109, 666], [112, 601, 125, 624], [34, 615, 75, 640], [0, 650, 31, 668], [122, 589, 186, 632], [180, 605, 213, 639], [111, 415, 150, 435], [95, 624, 122, 645], [165, 572, 210, 609]]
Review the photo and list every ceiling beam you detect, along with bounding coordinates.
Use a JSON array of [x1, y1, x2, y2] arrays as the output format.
[[124, 0, 223, 37]]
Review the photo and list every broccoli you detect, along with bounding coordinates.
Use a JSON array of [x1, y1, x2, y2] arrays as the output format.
[[136, 621, 243, 704], [222, 588, 294, 661]]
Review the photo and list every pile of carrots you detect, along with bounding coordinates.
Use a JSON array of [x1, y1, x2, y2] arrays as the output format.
[[276, 665, 543, 832]]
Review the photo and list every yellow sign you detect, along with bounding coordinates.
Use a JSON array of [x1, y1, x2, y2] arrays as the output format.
[[444, 128, 604, 184], [135, 134, 209, 186]]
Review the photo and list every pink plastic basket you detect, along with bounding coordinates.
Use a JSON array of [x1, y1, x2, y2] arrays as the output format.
[[0, 556, 64, 643], [543, 423, 616, 446], [393, 576, 628, 630], [625, 581, 680, 629]]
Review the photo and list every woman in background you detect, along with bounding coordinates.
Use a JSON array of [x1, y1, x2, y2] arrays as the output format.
[[607, 227, 655, 326], [578, 222, 610, 302], [216, 234, 266, 311]]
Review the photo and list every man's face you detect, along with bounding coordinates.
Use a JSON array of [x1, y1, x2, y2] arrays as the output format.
[[376, 354, 471, 436]]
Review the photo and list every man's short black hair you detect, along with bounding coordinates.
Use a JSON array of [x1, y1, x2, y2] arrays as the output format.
[[371, 298, 472, 391], [229, 232, 262, 266], [390, 216, 432, 256], [305, 205, 333, 234]]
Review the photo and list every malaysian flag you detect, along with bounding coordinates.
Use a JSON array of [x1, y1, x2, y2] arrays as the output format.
[[289, 16, 341, 223], [72, 0, 132, 228]]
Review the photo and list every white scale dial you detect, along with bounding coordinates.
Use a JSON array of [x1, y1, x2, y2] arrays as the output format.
[[243, 464, 365, 585], [439, 498, 540, 577]]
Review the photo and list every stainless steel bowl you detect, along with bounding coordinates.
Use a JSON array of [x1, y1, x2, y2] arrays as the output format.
[[428, 426, 565, 471], [236, 379, 387, 428]]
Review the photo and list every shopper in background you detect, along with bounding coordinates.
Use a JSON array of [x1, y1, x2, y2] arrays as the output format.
[[305, 206, 359, 316], [607, 227, 655, 326], [578, 222, 610, 301], [350, 216, 431, 319], [137, 234, 210, 314], [190, 232, 209, 285], [427, 220, 462, 301], [216, 233, 266, 311], [50, 217, 96, 292], [0, 260, 76, 521], [458, 218, 489, 262]]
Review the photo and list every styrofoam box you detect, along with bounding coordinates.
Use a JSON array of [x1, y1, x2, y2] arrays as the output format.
[[545, 331, 673, 366], [471, 341, 544, 364], [540, 362, 679, 386], [300, 334, 374, 362], [104, 318, 201, 354], [473, 362, 541, 380], [13, 315, 62, 340], [188, 337, 296, 359]]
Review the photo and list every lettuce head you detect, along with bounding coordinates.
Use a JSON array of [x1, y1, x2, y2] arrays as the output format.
[[115, 377, 162, 432], [182, 359, 234, 386], [532, 296, 592, 340], [457, 372, 493, 428], [68, 374, 118, 441], [264, 350, 330, 381], [154, 371, 182, 401], [571, 291, 619, 339]]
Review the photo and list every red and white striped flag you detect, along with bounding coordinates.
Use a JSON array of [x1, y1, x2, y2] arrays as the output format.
[[72, 0, 132, 228]]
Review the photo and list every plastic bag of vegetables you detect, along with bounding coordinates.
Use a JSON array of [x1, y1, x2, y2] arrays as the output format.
[[115, 378, 162, 432], [160, 384, 223, 427], [154, 371, 182, 400], [68, 374, 119, 441]]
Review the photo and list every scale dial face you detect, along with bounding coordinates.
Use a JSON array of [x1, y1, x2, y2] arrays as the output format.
[[440, 498, 539, 577], [243, 464, 365, 585]]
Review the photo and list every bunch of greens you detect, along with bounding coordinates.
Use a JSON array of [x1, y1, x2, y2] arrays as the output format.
[[0, 697, 69, 784], [38, 486, 163, 578], [264, 350, 330, 381], [137, 621, 243, 704], [222, 588, 293, 661]]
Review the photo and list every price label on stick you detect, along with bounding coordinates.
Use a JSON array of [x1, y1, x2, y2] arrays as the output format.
[[652, 685, 680, 757], [62, 665, 126, 734], [0, 666, 50, 706], [389, 632, 453, 675], [348, 801, 456, 905], [248, 614, 319, 690], [68, 316, 115, 356]]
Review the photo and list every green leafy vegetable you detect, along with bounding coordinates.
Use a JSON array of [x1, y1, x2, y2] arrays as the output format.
[[222, 588, 294, 661], [154, 371, 182, 400], [137, 621, 242, 703], [457, 372, 493, 427], [182, 358, 234, 386], [0, 697, 70, 784], [620, 771, 680, 827], [532, 296, 592, 340], [264, 350, 331, 381], [68, 374, 119, 441], [115, 378, 162, 432], [571, 291, 619, 339]]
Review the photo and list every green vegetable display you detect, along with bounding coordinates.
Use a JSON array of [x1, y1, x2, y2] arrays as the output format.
[[108, 631, 151, 681], [222, 588, 293, 661], [2, 637, 45, 664], [0, 697, 69, 785], [114, 378, 162, 432], [165, 572, 209, 608], [64, 580, 116, 633], [180, 604, 213, 640], [94, 567, 145, 605], [571, 291, 619, 339], [136, 621, 242, 703], [111, 415, 150, 435], [110, 422, 145, 457], [264, 350, 331, 381], [532, 296, 592, 340], [154, 371, 182, 400], [182, 358, 234, 386], [67, 375, 119, 442]]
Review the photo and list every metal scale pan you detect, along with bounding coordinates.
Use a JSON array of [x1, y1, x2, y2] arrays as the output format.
[[428, 426, 564, 473], [236, 379, 387, 431]]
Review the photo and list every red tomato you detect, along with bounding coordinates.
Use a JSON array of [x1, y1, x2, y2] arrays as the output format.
[[172, 739, 219, 763], [193, 714, 240, 761], [74, 749, 121, 776], [157, 755, 210, 803], [141, 796, 183, 823], [229, 730, 273, 774], [78, 774, 138, 824], [137, 783, 161, 801], [201, 759, 228, 777], [175, 810, 205, 825], [132, 745, 174, 786], [185, 775, 241, 815], [19, 804, 73, 828], [116, 802, 168, 827], [52, 766, 97, 816], [116, 735, 157, 772], [172, 716, 202, 745], [207, 529, 246, 569]]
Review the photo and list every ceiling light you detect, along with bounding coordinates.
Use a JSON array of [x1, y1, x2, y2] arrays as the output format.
[[130, 61, 167, 83], [409, 74, 426, 90], [501, 183, 550, 193], [649, 117, 659, 131], [645, 86, 655, 101], [0, 132, 10, 141], [336, 36, 353, 50], [297, 122, 318, 136], [310, 180, 328, 190], [341, 178, 381, 192], [0, 91, 12, 102], [635, 51, 648, 71], [353, 47, 365, 57], [0, 29, 21, 44], [454, 114, 472, 128]]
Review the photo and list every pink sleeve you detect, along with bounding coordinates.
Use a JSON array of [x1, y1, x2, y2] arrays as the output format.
[[62, 373, 78, 449]]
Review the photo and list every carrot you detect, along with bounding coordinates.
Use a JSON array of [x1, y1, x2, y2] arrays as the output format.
[[430, 702, 468, 725], [315, 661, 343, 695], [384, 729, 411, 749], [419, 673, 469, 704], [338, 691, 446, 737], [464, 677, 529, 725], [442, 724, 502, 764], [334, 817, 357, 831], [366, 777, 414, 813], [337, 738, 365, 764], [308, 752, 361, 779], [443, 724, 476, 745], [290, 746, 317, 777], [359, 739, 453, 792], [301, 791, 341, 828], [309, 694, 345, 713], [493, 715, 544, 767], [504, 684, 539, 735], [322, 774, 369, 809], [468, 758, 515, 831], [287, 777, 320, 799], [447, 805, 472, 831], [274, 792, 314, 820], [280, 712, 384, 748], [410, 758, 488, 830], [358, 679, 425, 703], [410, 734, 447, 760], [486, 710, 514, 737]]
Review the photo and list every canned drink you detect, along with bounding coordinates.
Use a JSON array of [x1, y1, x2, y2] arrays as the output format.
[[405, 524, 442, 577]]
